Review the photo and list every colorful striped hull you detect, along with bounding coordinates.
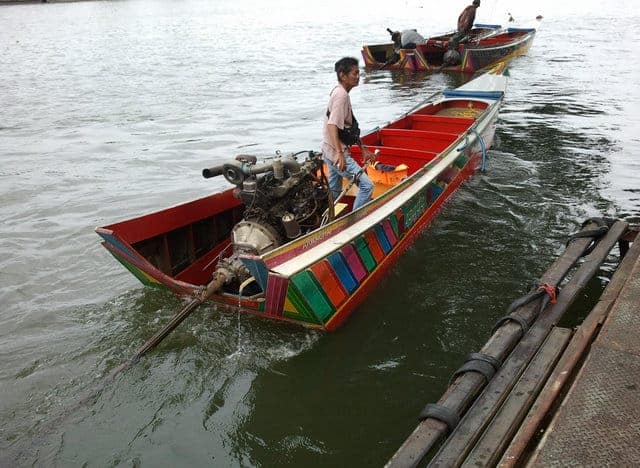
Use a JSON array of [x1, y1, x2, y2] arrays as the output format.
[[250, 150, 475, 330], [97, 69, 507, 331], [363, 27, 536, 73]]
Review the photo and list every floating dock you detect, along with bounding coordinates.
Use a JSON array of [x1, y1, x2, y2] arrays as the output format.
[[387, 218, 639, 467]]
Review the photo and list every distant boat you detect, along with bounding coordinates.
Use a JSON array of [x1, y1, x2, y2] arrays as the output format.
[[96, 66, 508, 331], [362, 25, 536, 73]]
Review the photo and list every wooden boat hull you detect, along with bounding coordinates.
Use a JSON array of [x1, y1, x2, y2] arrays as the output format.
[[97, 69, 507, 331], [362, 27, 536, 72]]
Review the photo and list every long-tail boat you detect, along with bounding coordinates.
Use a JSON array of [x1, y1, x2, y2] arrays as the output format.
[[96, 67, 508, 331], [362, 25, 536, 72]]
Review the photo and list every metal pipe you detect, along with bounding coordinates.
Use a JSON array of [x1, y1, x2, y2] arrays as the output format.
[[202, 165, 225, 179], [248, 157, 301, 176]]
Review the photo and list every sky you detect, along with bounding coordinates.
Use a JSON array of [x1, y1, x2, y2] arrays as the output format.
[[201, 0, 640, 33]]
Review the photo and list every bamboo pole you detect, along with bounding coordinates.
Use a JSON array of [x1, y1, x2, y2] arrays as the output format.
[[463, 327, 572, 466]]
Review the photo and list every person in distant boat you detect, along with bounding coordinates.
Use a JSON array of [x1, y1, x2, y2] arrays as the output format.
[[322, 57, 375, 211], [388, 28, 426, 49], [382, 28, 426, 66], [457, 0, 481, 41]]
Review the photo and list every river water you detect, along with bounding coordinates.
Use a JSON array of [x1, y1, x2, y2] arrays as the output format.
[[1, 0, 639, 466]]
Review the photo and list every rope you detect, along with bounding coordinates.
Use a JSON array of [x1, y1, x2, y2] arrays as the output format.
[[456, 129, 488, 171], [471, 129, 488, 172], [492, 280, 559, 337], [566, 217, 617, 256], [492, 217, 615, 337], [418, 404, 460, 433]]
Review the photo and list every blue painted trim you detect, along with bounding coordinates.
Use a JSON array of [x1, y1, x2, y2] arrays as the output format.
[[241, 257, 269, 291], [374, 224, 392, 254], [505, 27, 536, 33], [443, 90, 504, 99], [327, 252, 358, 294], [473, 23, 502, 29]]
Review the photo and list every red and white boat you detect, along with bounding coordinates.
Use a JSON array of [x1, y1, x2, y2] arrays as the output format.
[[97, 67, 508, 331]]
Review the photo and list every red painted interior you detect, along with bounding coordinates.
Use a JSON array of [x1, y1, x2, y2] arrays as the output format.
[[103, 190, 242, 244]]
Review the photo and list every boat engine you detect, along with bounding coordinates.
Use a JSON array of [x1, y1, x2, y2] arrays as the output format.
[[201, 151, 330, 295]]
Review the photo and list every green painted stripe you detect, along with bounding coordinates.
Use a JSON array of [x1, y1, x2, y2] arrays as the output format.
[[403, 192, 427, 228], [114, 255, 165, 290], [282, 307, 321, 325], [284, 283, 317, 321], [290, 271, 334, 321], [389, 214, 399, 237], [354, 236, 376, 272], [453, 152, 469, 169], [284, 306, 320, 325]]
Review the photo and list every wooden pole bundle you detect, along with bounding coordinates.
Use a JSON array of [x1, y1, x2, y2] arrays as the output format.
[[387, 220, 629, 468], [499, 227, 640, 466], [429, 220, 628, 466]]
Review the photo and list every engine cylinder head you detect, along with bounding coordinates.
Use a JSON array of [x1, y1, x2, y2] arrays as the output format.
[[242, 180, 257, 192], [273, 159, 284, 180]]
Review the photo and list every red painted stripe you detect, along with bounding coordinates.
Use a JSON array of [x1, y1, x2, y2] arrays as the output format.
[[309, 261, 348, 308], [265, 274, 289, 316], [342, 244, 367, 281], [382, 219, 397, 245], [364, 230, 385, 263]]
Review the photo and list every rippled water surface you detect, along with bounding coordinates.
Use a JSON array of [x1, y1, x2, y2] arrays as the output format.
[[1, 0, 639, 465]]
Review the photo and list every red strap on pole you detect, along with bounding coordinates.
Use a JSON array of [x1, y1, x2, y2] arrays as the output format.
[[537, 283, 557, 304]]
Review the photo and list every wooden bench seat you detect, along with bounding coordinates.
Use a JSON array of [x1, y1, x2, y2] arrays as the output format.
[[350, 145, 437, 175], [378, 128, 459, 152], [409, 114, 474, 133]]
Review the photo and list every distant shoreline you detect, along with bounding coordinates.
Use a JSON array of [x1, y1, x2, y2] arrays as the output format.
[[0, 0, 92, 4]]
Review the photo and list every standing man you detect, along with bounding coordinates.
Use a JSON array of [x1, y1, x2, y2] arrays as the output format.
[[457, 0, 480, 39], [322, 57, 374, 211]]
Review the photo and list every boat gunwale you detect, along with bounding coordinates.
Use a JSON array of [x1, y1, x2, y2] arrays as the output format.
[[463, 30, 535, 52], [97, 92, 505, 287]]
